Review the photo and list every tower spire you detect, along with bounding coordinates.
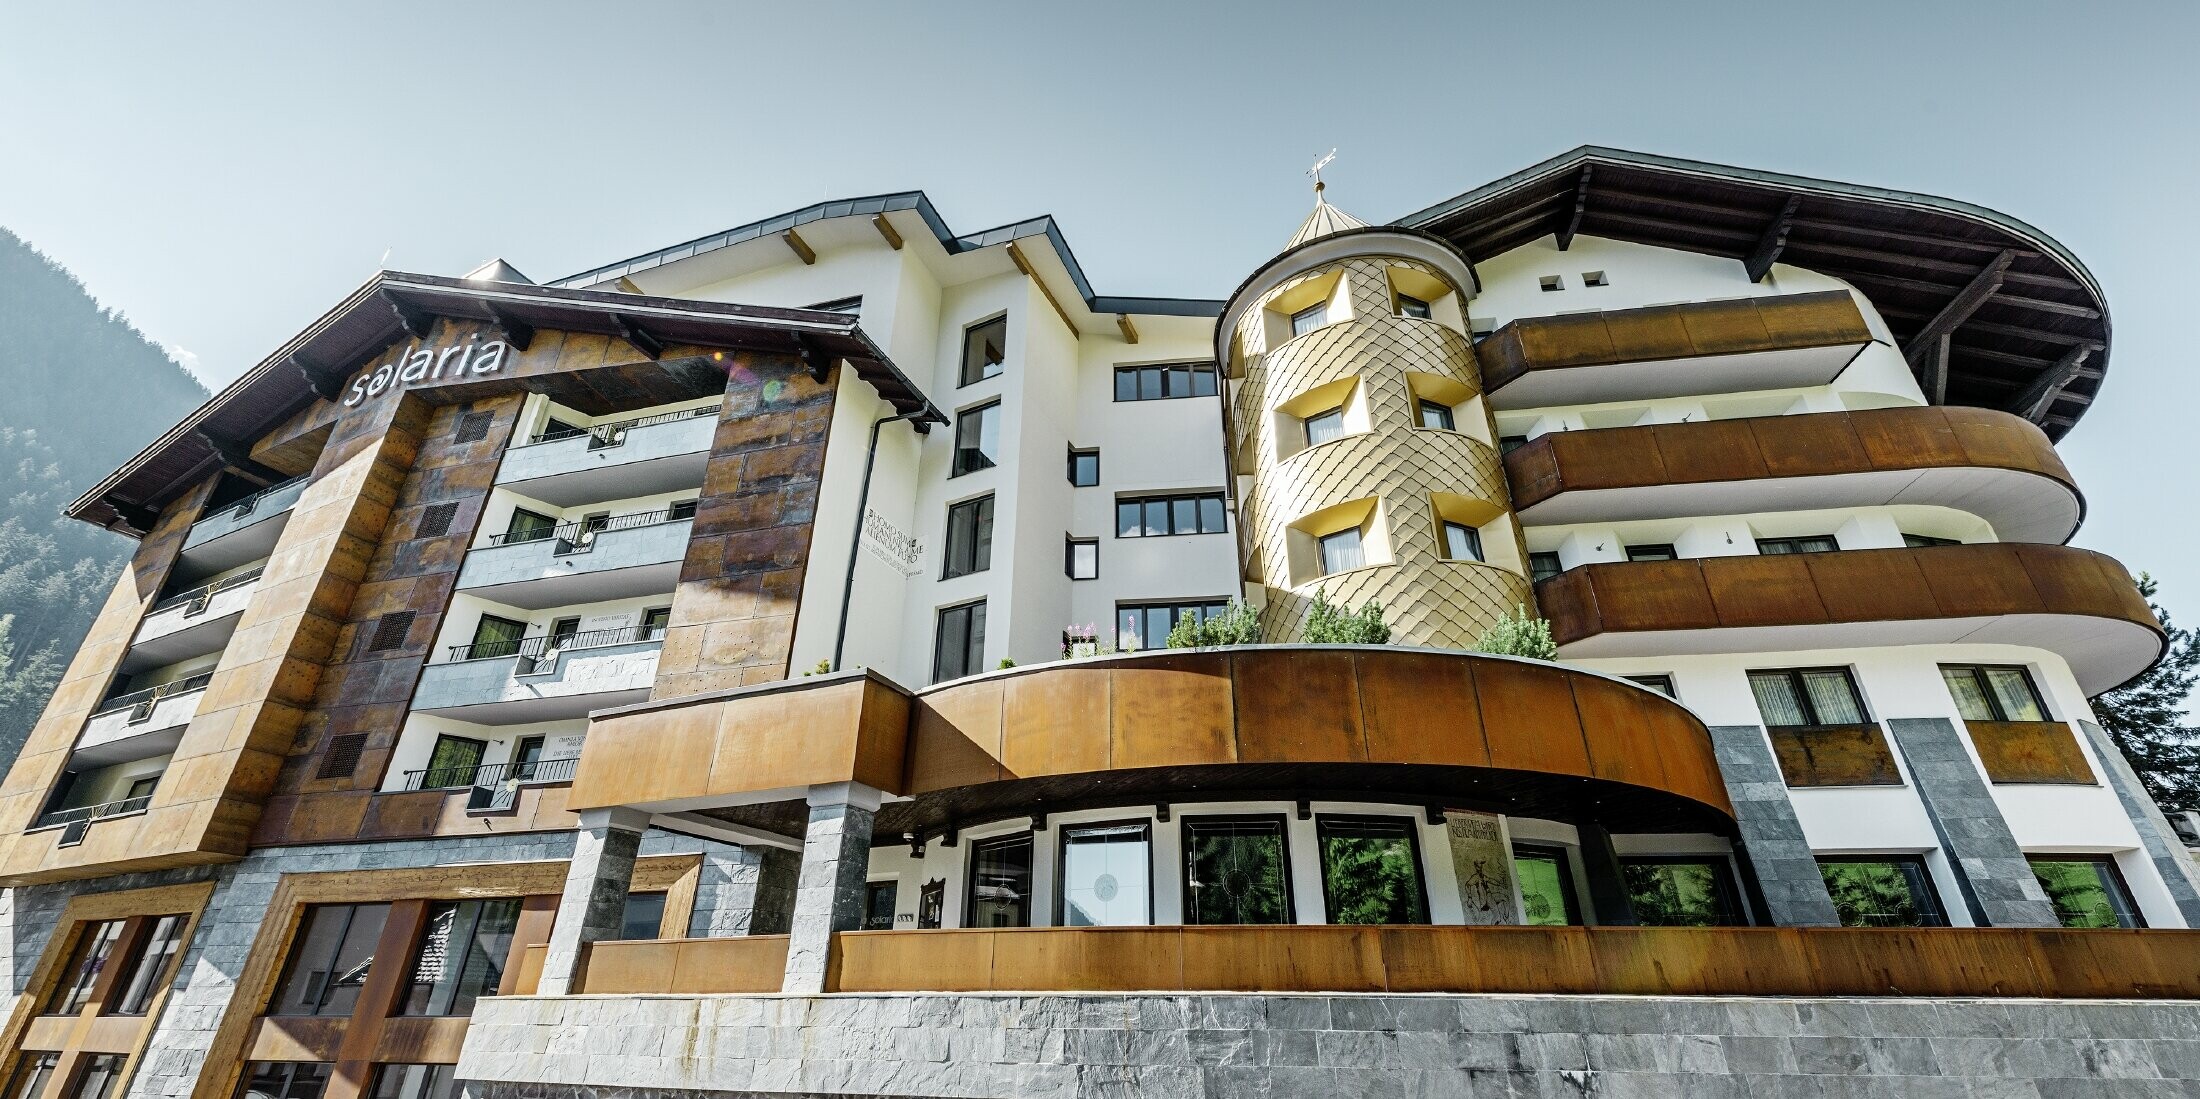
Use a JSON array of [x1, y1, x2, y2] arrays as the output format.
[[1307, 148, 1337, 202], [1285, 149, 1366, 249]]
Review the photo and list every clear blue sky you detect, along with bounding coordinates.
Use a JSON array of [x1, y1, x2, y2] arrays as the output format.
[[4, 2, 2197, 608]]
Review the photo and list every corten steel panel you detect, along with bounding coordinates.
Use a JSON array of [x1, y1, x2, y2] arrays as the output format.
[[1354, 649, 1488, 767], [1107, 654, 1236, 771], [1471, 660, 1592, 778], [1767, 725, 1904, 787], [572, 938, 788, 995], [373, 1017, 469, 1064], [908, 678, 1007, 792], [1379, 925, 1599, 995], [1476, 291, 1870, 392], [1701, 555, 1827, 629], [1570, 676, 1673, 793], [1000, 665, 1110, 779], [1966, 721, 2097, 785], [828, 929, 999, 993], [1232, 649, 1365, 764], [1802, 550, 1940, 623], [567, 677, 898, 811], [1582, 559, 1721, 635], [990, 928, 1187, 992], [1747, 410, 1869, 477], [1179, 926, 1387, 993]]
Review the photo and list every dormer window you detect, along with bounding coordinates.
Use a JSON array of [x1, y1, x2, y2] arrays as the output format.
[[1290, 303, 1329, 338], [1397, 294, 1432, 320]]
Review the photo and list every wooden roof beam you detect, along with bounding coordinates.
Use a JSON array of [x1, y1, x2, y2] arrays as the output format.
[[481, 303, 534, 352], [782, 228, 817, 265], [1841, 270, 2099, 320], [1904, 249, 2018, 397], [1006, 241, 1077, 335], [2010, 343, 2101, 422], [292, 353, 344, 402], [872, 215, 904, 251], [1744, 195, 1803, 283], [382, 290, 435, 340], [610, 314, 664, 360], [195, 430, 283, 485], [1117, 314, 1140, 344], [1556, 166, 1594, 250]]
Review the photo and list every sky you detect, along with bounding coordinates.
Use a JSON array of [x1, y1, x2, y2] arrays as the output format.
[[3, 1, 2197, 608]]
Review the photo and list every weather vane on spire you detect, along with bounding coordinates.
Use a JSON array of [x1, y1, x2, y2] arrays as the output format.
[[1307, 149, 1337, 200]]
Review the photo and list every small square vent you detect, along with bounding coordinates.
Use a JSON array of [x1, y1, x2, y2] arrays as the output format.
[[454, 411, 495, 444], [363, 611, 415, 655], [317, 733, 369, 780], [417, 502, 459, 539]]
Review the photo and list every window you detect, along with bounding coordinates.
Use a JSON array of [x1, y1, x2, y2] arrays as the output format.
[[1904, 533, 1960, 548], [1748, 667, 1869, 727], [400, 897, 520, 1016], [467, 614, 527, 659], [269, 903, 392, 1016], [1624, 543, 1678, 562], [503, 508, 557, 544], [422, 734, 487, 789], [1302, 407, 1345, 448], [640, 606, 672, 640], [1941, 664, 2050, 722], [917, 880, 946, 929], [667, 498, 698, 522], [125, 775, 160, 801], [1290, 303, 1328, 337], [237, 1063, 332, 1099], [67, 1056, 126, 1099], [618, 892, 667, 940], [5, 1056, 58, 1099], [959, 316, 1006, 387], [1529, 552, 1563, 582], [1624, 674, 1677, 698], [1116, 601, 1229, 651], [1498, 435, 1528, 455], [1317, 816, 1428, 925], [950, 401, 1000, 477], [1058, 822, 1152, 926], [1067, 447, 1100, 487], [1817, 857, 1948, 927], [966, 833, 1034, 928], [109, 913, 188, 1016], [1418, 400, 1455, 430], [1621, 857, 1742, 927], [1442, 521, 1483, 562], [1183, 816, 1293, 925], [863, 882, 898, 930], [942, 495, 995, 579], [1114, 362, 1218, 402], [368, 1065, 455, 1099], [1318, 527, 1365, 575], [2029, 856, 2144, 928], [1066, 537, 1098, 580], [1511, 845, 1581, 926], [1756, 535, 1838, 555], [1539, 275, 1564, 292], [1582, 271, 1609, 288], [932, 600, 987, 683], [1396, 294, 1432, 320], [1115, 493, 1227, 537], [43, 920, 125, 1015]]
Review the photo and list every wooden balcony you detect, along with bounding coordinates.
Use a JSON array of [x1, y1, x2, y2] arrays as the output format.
[[1476, 290, 1875, 409], [1504, 406, 2083, 543], [1535, 543, 2162, 694]]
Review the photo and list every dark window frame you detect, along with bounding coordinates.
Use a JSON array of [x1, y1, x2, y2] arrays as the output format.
[[1396, 294, 1433, 320], [1903, 533, 1961, 548], [949, 400, 1001, 478], [1065, 537, 1099, 581], [1624, 543, 1679, 562], [1180, 814, 1297, 926], [958, 315, 1007, 388], [1113, 362, 1219, 402], [1314, 813, 1432, 926], [941, 494, 996, 580], [1318, 527, 1365, 575], [1510, 842, 1583, 926], [963, 831, 1036, 929], [1418, 400, 1456, 430], [107, 913, 188, 1017], [1302, 407, 1345, 449], [1054, 818, 1156, 927], [1940, 663, 2052, 723], [1755, 535, 1839, 555], [1815, 855, 1950, 928], [397, 897, 522, 1018], [1747, 666, 1872, 727], [267, 902, 391, 1017], [1115, 600, 1230, 651], [1528, 551, 1563, 582], [1441, 520, 1483, 562], [1498, 434, 1529, 455], [1289, 302, 1329, 338], [1619, 854, 1747, 927], [2028, 855, 2146, 929], [1623, 674, 1677, 698], [1067, 447, 1100, 487], [1115, 492, 1229, 538], [862, 881, 899, 931], [932, 599, 987, 683]]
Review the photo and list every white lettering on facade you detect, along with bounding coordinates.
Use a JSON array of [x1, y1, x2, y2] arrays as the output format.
[[343, 337, 511, 406], [860, 508, 924, 577]]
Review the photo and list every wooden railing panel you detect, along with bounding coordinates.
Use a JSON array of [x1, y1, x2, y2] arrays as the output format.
[[572, 936, 788, 995]]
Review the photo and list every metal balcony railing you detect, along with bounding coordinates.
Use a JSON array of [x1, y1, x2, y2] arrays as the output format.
[[147, 566, 265, 618], [483, 503, 696, 553], [36, 794, 156, 844], [523, 406, 715, 450], [441, 622, 667, 669], [91, 672, 215, 725], [202, 475, 306, 525], [401, 756, 580, 812]]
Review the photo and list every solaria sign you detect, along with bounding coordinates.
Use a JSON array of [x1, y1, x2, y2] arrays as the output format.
[[343, 336, 514, 406]]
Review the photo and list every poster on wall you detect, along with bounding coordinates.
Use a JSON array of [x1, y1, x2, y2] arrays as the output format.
[[1444, 810, 1520, 925]]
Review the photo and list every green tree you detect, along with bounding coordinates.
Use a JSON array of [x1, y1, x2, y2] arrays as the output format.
[[1473, 604, 1557, 660], [1165, 600, 1263, 649], [2090, 574, 2200, 809], [1302, 589, 1389, 645]]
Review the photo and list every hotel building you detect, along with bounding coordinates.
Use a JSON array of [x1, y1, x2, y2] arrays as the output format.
[[3, 147, 2198, 1098]]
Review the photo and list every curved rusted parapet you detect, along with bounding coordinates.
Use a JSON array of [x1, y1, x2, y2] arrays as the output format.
[[1504, 406, 2083, 543], [570, 646, 1733, 836], [1536, 543, 2163, 694]]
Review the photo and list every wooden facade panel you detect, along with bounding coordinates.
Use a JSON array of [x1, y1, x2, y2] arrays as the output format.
[[908, 678, 1007, 793], [1231, 649, 1364, 764], [1179, 926, 1386, 993], [1000, 664, 1111, 780], [1767, 724, 1903, 787], [828, 929, 997, 993], [1966, 721, 2096, 785]]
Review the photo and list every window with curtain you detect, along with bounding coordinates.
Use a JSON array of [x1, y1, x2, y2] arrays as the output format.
[[1756, 535, 1838, 555], [966, 834, 1034, 928], [950, 401, 1000, 476], [1748, 667, 1869, 727], [1418, 400, 1455, 430], [1940, 664, 2049, 722], [1059, 822, 1151, 926], [1303, 408, 1344, 447], [1529, 552, 1562, 582], [1442, 521, 1483, 562], [932, 601, 987, 683], [269, 904, 391, 1016], [1318, 527, 1365, 575], [1621, 858, 1742, 926], [1317, 816, 1429, 925], [399, 897, 520, 1016], [1290, 303, 1329, 337], [1183, 817, 1293, 925], [43, 919, 125, 1015], [1817, 857, 1948, 927], [959, 316, 1006, 386], [942, 495, 995, 579]]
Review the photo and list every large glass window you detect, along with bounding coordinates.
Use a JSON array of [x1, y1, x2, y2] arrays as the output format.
[[965, 833, 1034, 928], [959, 316, 1006, 387], [1183, 816, 1293, 925], [109, 913, 188, 1016], [1114, 362, 1217, 402], [1290, 303, 1329, 337], [950, 401, 1000, 476], [1067, 448, 1100, 487], [1941, 664, 2050, 722], [618, 892, 667, 940], [1303, 408, 1345, 448], [399, 898, 519, 1017], [501, 508, 557, 545], [5, 1055, 58, 1099], [1317, 816, 1429, 925], [1624, 674, 1677, 698], [1621, 858, 1742, 927], [269, 903, 391, 1017], [1755, 535, 1838, 555], [1058, 822, 1152, 926], [466, 614, 528, 659], [942, 495, 995, 579], [1624, 543, 1678, 562], [1115, 493, 1228, 538], [237, 1063, 333, 1099], [1318, 527, 1365, 575], [367, 1065, 455, 1099], [932, 600, 987, 683], [1066, 538, 1098, 581], [1116, 600, 1229, 651], [1529, 552, 1562, 582], [43, 919, 125, 1015], [1511, 845, 1581, 926], [1748, 667, 1869, 727], [1817, 857, 1948, 927], [421, 734, 487, 790], [2029, 856, 2144, 928]]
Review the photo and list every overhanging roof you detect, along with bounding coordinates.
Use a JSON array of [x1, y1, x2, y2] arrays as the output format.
[[1397, 146, 2111, 439], [69, 272, 941, 533]]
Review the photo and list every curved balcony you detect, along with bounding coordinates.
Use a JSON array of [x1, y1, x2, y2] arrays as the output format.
[[1504, 406, 2083, 542], [1535, 543, 2162, 693], [572, 646, 1735, 837], [179, 476, 306, 573], [1477, 290, 1874, 410]]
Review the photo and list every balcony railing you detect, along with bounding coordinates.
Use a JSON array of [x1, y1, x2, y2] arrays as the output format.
[[90, 672, 215, 725], [147, 566, 265, 617], [203, 475, 306, 525], [401, 756, 580, 811], [34, 794, 156, 844], [524, 406, 715, 450], [443, 623, 667, 668], [483, 503, 696, 553]]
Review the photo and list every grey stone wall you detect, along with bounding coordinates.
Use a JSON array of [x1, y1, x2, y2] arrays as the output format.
[[2077, 718, 2200, 925], [1886, 717, 2062, 927], [458, 991, 2200, 1099], [1707, 725, 1840, 927], [0, 827, 767, 1099]]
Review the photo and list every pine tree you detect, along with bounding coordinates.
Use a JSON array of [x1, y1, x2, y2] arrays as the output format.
[[2091, 574, 2200, 809]]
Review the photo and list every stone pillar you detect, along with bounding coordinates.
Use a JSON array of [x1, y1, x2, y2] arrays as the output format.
[[782, 782, 881, 994], [538, 806, 650, 995], [1886, 718, 2060, 927], [1573, 821, 1637, 926], [1708, 726, 1841, 926], [2077, 719, 2200, 926]]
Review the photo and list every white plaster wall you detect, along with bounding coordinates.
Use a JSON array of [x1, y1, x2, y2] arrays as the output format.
[[790, 365, 923, 681], [1527, 504, 1993, 568], [381, 714, 590, 792]]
